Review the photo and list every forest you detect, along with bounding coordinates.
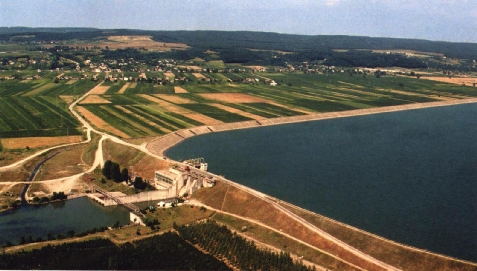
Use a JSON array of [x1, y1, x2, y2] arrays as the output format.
[[0, 220, 316, 270], [1, 27, 477, 70]]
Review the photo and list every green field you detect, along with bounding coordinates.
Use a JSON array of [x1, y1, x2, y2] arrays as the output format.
[[0, 74, 102, 137], [0, 95, 82, 137], [2, 67, 477, 139]]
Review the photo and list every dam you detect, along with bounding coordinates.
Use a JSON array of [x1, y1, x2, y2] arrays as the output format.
[[163, 102, 477, 262]]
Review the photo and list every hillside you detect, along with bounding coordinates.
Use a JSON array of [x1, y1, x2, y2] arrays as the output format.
[[1, 28, 477, 69]]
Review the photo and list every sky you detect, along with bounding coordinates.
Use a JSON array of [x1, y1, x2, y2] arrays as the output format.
[[1, 0, 477, 43]]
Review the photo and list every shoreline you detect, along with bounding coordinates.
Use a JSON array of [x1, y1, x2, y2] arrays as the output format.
[[146, 98, 477, 157], [144, 98, 477, 267]]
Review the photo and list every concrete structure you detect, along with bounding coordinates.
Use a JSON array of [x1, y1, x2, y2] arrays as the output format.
[[154, 166, 188, 197], [130, 212, 145, 226], [154, 163, 215, 197], [183, 158, 208, 171]]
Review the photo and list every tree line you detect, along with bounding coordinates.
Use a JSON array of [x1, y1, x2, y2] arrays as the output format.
[[2, 28, 476, 60], [1, 219, 319, 270], [101, 160, 149, 190], [175, 219, 316, 271], [0, 232, 231, 270]]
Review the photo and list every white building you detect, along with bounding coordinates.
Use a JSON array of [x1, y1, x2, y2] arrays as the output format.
[[154, 163, 215, 197]]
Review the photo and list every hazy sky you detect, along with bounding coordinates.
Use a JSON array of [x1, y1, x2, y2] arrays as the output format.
[[1, 0, 477, 43]]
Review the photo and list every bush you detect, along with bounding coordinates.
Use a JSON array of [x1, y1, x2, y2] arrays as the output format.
[[50, 191, 67, 201]]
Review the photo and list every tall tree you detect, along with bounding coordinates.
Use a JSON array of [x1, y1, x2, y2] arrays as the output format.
[[110, 163, 121, 182], [121, 168, 129, 182], [102, 160, 113, 179]]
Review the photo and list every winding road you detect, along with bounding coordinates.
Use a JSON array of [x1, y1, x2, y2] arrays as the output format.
[[0, 81, 407, 270]]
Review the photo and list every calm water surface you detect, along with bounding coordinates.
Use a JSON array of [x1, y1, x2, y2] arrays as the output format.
[[0, 197, 129, 245], [166, 103, 477, 262]]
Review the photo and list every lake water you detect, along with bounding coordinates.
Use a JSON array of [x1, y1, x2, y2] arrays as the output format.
[[166, 103, 477, 262], [0, 197, 129, 245]]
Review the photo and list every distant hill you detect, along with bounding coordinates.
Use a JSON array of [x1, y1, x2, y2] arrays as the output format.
[[1, 27, 476, 59]]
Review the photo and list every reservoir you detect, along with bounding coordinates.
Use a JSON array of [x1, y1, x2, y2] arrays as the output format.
[[0, 197, 129, 245], [166, 103, 477, 262]]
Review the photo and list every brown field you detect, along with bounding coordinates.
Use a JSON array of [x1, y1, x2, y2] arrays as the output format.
[[372, 49, 445, 58], [184, 113, 224, 125], [129, 82, 137, 89], [0, 148, 39, 168], [155, 94, 195, 104], [66, 79, 77, 84], [106, 36, 188, 51], [59, 95, 75, 104], [422, 76, 477, 86], [118, 82, 130, 94], [89, 85, 110, 94], [184, 65, 202, 70], [77, 106, 130, 138], [192, 73, 206, 79], [33, 145, 85, 182], [43, 36, 188, 51], [1, 136, 83, 149], [245, 65, 268, 70], [199, 92, 268, 103], [0, 168, 29, 183], [79, 94, 111, 104], [173, 86, 189, 93], [164, 72, 175, 79]]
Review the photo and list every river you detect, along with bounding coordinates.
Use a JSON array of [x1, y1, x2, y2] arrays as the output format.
[[0, 197, 129, 245], [165, 102, 477, 262]]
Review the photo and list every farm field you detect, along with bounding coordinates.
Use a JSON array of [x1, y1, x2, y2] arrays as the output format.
[[76, 71, 477, 138], [3, 68, 477, 140], [0, 74, 101, 139]]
